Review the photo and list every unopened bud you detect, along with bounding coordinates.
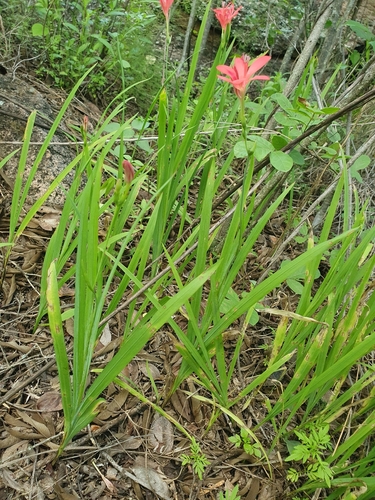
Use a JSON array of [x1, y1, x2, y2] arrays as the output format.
[[82, 115, 89, 133], [122, 160, 135, 184]]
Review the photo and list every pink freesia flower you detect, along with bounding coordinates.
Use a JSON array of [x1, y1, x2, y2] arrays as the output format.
[[217, 54, 271, 100], [160, 0, 174, 19], [213, 2, 242, 31], [122, 160, 135, 184]]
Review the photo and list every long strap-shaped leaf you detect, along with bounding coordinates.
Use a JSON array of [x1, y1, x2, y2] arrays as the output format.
[[58, 263, 218, 452]]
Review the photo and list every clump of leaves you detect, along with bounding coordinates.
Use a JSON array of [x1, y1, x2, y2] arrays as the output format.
[[181, 437, 210, 480], [219, 485, 241, 500], [285, 424, 334, 487], [229, 428, 262, 458]]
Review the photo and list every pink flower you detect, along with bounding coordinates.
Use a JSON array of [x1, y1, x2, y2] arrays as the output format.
[[217, 54, 271, 100], [122, 160, 135, 184], [160, 0, 174, 19], [213, 2, 242, 31]]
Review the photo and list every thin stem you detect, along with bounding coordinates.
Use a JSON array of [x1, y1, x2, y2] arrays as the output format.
[[162, 18, 170, 85]]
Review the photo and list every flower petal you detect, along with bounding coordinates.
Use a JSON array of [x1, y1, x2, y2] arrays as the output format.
[[247, 55, 271, 76], [217, 75, 233, 83], [217, 65, 237, 79], [250, 75, 270, 80]]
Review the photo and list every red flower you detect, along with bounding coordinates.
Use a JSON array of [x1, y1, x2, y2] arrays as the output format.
[[217, 54, 271, 100], [213, 2, 242, 31], [122, 160, 135, 184], [160, 0, 174, 19]]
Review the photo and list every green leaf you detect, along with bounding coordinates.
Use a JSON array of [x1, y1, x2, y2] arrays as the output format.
[[137, 140, 153, 153], [285, 439, 301, 455], [247, 135, 274, 160], [69, 264, 218, 445], [228, 434, 242, 447], [274, 111, 298, 126], [288, 149, 305, 166], [233, 140, 248, 158], [320, 106, 340, 114], [131, 118, 149, 130], [46, 261, 72, 428], [346, 20, 375, 41], [220, 288, 240, 314], [351, 154, 371, 183], [270, 92, 293, 111], [287, 278, 304, 295], [233, 136, 274, 161], [63, 22, 80, 33], [271, 135, 288, 150], [32, 23, 49, 36], [270, 150, 293, 172], [249, 309, 259, 326], [104, 122, 121, 133]]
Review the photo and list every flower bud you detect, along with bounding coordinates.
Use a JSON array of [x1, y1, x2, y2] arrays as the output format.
[[82, 115, 89, 133], [122, 160, 135, 184]]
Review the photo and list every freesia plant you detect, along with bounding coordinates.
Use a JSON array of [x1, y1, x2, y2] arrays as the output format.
[[4, 0, 370, 496]]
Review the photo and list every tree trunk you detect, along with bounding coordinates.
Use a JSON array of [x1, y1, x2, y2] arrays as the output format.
[[263, 0, 334, 139], [176, 0, 200, 76], [196, 8, 215, 77], [279, 0, 319, 75], [317, 0, 360, 85]]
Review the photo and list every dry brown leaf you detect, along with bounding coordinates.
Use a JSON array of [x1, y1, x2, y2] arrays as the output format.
[[106, 466, 118, 481], [130, 466, 172, 500], [21, 249, 42, 271], [110, 435, 143, 453], [242, 477, 260, 500], [257, 481, 279, 500], [3, 414, 28, 428], [38, 475, 55, 495], [1, 440, 29, 466], [0, 340, 32, 354], [0, 468, 24, 492], [139, 361, 162, 380], [170, 390, 192, 422], [97, 389, 128, 420], [36, 391, 63, 412], [4, 274, 16, 306], [187, 380, 204, 424], [98, 324, 111, 347], [148, 416, 174, 454], [106, 389, 128, 412], [120, 361, 139, 382], [5, 425, 44, 441], [92, 462, 117, 494], [64, 317, 74, 335], [37, 212, 61, 231], [24, 218, 39, 229], [53, 483, 80, 499], [16, 410, 52, 438], [0, 434, 19, 450], [59, 285, 75, 298]]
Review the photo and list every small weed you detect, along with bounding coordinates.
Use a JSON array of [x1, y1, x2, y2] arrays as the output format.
[[181, 438, 210, 480], [229, 428, 262, 458], [285, 424, 334, 487], [219, 484, 241, 500]]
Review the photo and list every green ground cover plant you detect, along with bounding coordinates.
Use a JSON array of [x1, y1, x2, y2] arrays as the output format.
[[1, 0, 375, 498], [0, 0, 161, 106]]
